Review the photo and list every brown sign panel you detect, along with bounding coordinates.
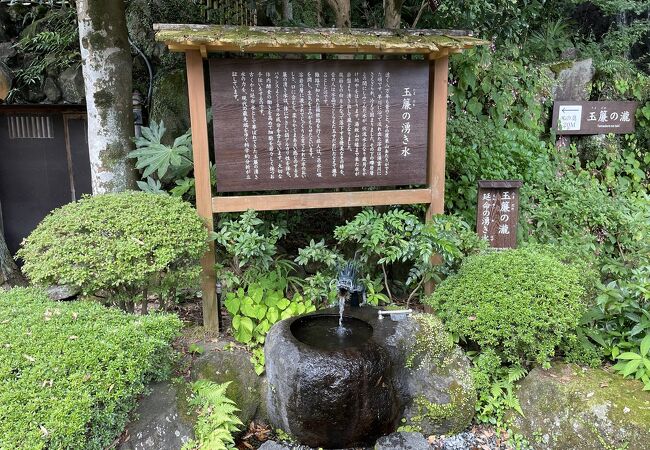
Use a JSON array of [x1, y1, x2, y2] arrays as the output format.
[[209, 59, 429, 192], [552, 101, 637, 135], [476, 180, 522, 249]]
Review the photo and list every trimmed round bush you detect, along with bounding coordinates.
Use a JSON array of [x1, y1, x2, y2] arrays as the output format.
[[425, 247, 586, 366], [17, 192, 208, 302], [0, 287, 182, 449]]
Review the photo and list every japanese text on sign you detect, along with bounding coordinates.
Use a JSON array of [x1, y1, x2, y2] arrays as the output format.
[[210, 59, 429, 192], [552, 101, 637, 135], [476, 180, 522, 249]]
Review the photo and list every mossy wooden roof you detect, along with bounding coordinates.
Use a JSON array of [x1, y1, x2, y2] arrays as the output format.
[[154, 24, 489, 57]]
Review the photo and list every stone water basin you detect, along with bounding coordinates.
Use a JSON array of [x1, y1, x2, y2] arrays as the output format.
[[264, 312, 399, 448]]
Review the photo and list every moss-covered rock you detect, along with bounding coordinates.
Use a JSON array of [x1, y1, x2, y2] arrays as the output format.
[[192, 345, 262, 428], [552, 58, 594, 101], [385, 313, 476, 435], [509, 363, 650, 450], [150, 69, 190, 143]]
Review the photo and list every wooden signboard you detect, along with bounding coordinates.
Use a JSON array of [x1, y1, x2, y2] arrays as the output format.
[[552, 101, 637, 135], [476, 180, 522, 249], [154, 24, 489, 330], [210, 59, 429, 192]]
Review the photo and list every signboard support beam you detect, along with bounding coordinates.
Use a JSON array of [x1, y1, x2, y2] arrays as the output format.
[[185, 49, 219, 332], [424, 54, 448, 296], [212, 188, 433, 213]]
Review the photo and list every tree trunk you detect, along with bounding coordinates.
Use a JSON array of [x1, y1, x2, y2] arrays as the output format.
[[281, 0, 293, 22], [141, 289, 148, 315], [76, 0, 137, 194], [0, 204, 25, 290], [383, 0, 404, 29], [315, 0, 323, 27], [0, 234, 24, 290], [325, 0, 350, 28]]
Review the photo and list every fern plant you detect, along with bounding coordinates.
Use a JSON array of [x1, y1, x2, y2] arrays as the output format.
[[182, 381, 242, 450], [469, 349, 527, 426], [7, 7, 80, 102]]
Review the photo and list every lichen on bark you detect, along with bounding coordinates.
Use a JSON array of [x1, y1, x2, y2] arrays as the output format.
[[76, 0, 137, 194]]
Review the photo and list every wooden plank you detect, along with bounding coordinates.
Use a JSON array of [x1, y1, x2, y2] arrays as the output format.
[[168, 42, 454, 57], [426, 55, 448, 220], [154, 23, 477, 37], [209, 59, 429, 192], [476, 181, 522, 249], [185, 50, 219, 332], [551, 101, 638, 135], [212, 188, 432, 212], [424, 55, 448, 296]]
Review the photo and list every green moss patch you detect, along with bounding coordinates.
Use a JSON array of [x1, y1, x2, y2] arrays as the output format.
[[406, 314, 455, 370], [511, 363, 650, 450], [0, 288, 182, 450], [408, 382, 475, 435]]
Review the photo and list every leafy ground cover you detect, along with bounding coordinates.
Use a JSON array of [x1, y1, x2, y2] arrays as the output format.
[[0, 288, 182, 450]]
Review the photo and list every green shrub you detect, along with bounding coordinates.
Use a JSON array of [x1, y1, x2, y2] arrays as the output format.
[[17, 191, 208, 311], [0, 288, 182, 450], [426, 248, 587, 366], [214, 210, 290, 289]]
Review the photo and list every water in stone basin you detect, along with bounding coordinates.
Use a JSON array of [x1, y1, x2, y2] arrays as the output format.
[[291, 314, 373, 351]]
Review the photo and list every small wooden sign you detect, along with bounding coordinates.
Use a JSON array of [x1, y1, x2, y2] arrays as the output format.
[[476, 180, 522, 249], [552, 101, 637, 135], [210, 59, 429, 192]]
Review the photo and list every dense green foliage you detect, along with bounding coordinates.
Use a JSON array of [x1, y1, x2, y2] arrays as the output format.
[[523, 168, 649, 279], [297, 210, 485, 305], [215, 210, 293, 289], [7, 7, 80, 102], [427, 248, 587, 366], [182, 381, 242, 450], [128, 120, 218, 200], [581, 267, 650, 390], [0, 288, 182, 450], [427, 248, 590, 428], [224, 272, 316, 373], [17, 192, 208, 311]]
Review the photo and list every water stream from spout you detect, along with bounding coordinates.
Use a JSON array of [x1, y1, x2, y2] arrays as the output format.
[[337, 295, 347, 335]]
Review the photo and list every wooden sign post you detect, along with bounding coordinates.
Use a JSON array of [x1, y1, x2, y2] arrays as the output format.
[[476, 180, 522, 249], [552, 101, 638, 135], [155, 25, 488, 330]]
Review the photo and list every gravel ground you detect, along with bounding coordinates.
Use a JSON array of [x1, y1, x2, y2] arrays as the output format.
[[250, 424, 518, 450], [428, 425, 514, 450]]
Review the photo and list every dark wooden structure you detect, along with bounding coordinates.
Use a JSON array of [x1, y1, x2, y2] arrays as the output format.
[[0, 105, 91, 255], [476, 180, 522, 249], [155, 24, 488, 330], [552, 101, 638, 135]]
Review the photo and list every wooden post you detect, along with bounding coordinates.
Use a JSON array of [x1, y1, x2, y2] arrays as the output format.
[[185, 50, 219, 331], [424, 54, 449, 296], [426, 54, 448, 221]]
